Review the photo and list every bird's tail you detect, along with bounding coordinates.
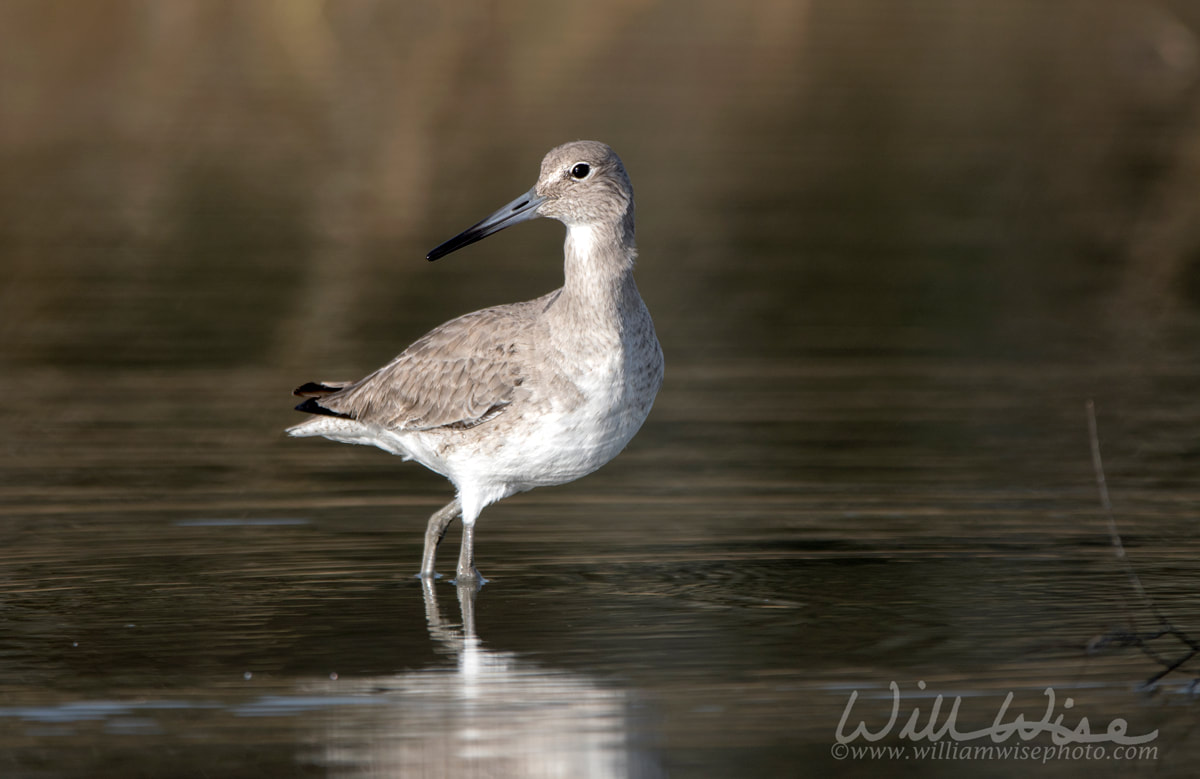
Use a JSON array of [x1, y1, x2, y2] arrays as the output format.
[[290, 381, 355, 421]]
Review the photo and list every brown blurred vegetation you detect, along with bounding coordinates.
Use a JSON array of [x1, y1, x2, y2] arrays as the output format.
[[1, 0, 1199, 372]]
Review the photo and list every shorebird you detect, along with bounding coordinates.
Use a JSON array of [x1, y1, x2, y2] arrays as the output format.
[[288, 141, 663, 583]]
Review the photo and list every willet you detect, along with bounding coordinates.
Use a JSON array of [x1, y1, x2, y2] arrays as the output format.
[[288, 141, 664, 583]]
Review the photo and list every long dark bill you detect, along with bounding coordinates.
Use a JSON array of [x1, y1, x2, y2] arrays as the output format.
[[427, 187, 546, 261]]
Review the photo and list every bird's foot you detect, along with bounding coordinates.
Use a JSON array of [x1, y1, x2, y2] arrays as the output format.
[[451, 567, 488, 587]]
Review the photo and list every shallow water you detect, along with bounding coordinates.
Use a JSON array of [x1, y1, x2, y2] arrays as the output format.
[[4, 1, 1200, 777]]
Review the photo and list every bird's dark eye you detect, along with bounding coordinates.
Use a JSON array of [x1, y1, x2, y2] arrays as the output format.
[[570, 163, 591, 179]]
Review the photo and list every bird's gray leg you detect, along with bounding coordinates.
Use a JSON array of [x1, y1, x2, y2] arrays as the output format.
[[420, 499, 461, 578], [456, 518, 486, 584]]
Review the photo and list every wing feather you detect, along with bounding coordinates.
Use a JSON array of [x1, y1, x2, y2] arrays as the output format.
[[309, 298, 545, 431]]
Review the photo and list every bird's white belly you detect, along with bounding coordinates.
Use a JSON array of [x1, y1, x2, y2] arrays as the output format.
[[448, 362, 651, 494], [320, 388, 642, 487], [504, 404, 640, 486]]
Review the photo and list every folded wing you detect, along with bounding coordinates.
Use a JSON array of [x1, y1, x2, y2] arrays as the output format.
[[292, 300, 541, 431]]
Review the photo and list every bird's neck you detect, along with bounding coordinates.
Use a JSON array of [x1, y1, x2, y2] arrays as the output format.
[[546, 218, 643, 344], [561, 216, 637, 303]]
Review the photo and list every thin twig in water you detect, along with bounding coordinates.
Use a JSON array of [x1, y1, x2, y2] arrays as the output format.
[[1086, 399, 1162, 624], [1085, 399, 1198, 689]]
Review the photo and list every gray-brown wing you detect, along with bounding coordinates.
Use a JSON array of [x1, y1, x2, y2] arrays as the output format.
[[314, 299, 543, 431]]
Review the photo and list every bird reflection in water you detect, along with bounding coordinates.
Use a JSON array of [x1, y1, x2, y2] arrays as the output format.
[[300, 580, 661, 778]]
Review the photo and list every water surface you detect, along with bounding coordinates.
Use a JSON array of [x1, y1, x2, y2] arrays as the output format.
[[3, 1, 1200, 777]]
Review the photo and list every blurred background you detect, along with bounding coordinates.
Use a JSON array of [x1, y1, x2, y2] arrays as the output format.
[[2, 1, 1200, 777]]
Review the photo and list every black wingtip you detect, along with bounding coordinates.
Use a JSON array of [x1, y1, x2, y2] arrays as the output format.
[[293, 397, 354, 419], [293, 381, 341, 398]]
